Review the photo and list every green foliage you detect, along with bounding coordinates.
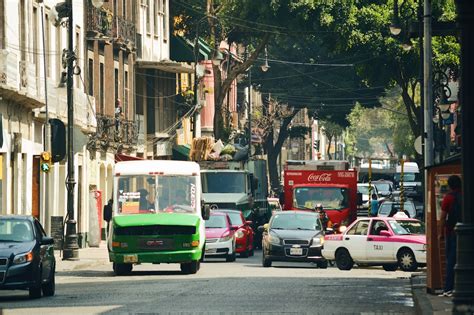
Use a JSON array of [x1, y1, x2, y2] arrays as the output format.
[[289, 125, 311, 139]]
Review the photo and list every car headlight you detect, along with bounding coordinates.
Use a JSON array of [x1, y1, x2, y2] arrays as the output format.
[[268, 234, 280, 245], [13, 251, 34, 265], [311, 236, 324, 247], [235, 230, 245, 239], [220, 234, 233, 242]]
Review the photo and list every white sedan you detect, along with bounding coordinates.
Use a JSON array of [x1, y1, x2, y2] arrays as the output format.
[[322, 217, 426, 271]]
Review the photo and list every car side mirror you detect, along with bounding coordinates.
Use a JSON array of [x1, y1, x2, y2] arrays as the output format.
[[245, 220, 253, 226], [380, 230, 391, 237], [41, 237, 54, 245], [201, 204, 210, 220]]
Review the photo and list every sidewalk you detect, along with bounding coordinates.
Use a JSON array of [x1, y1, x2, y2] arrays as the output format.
[[54, 241, 110, 272], [411, 272, 453, 314]]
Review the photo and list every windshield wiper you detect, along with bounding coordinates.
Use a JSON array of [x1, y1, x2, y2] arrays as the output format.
[[296, 228, 314, 230], [271, 227, 285, 230], [0, 239, 22, 242]]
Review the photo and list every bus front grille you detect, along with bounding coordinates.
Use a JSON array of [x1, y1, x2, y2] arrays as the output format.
[[115, 225, 196, 236]]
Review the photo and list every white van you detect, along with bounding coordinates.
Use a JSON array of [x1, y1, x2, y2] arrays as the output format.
[[394, 162, 422, 199]]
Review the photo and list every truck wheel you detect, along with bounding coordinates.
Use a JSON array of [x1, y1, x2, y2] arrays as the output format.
[[317, 260, 328, 269], [181, 261, 200, 274], [335, 249, 354, 271], [398, 248, 418, 272], [113, 263, 133, 276]]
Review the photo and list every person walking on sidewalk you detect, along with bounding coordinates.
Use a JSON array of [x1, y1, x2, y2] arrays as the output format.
[[104, 199, 113, 237], [438, 175, 462, 297]]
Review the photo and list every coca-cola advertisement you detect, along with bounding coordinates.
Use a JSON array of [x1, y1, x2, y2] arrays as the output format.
[[307, 173, 332, 182]]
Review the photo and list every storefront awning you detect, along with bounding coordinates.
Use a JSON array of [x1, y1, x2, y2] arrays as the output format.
[[170, 35, 211, 63], [172, 144, 191, 161], [115, 153, 143, 162], [136, 60, 194, 74]]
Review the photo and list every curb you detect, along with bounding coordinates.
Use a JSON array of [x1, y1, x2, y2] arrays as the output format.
[[411, 273, 434, 315]]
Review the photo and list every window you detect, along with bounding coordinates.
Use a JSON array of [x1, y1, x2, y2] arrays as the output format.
[[162, 0, 168, 42], [124, 69, 129, 118], [154, 0, 159, 36], [146, 0, 151, 33], [347, 220, 370, 236], [369, 220, 389, 236], [123, 0, 127, 18], [32, 7, 39, 78], [88, 58, 94, 96], [99, 62, 105, 113], [114, 68, 119, 103], [56, 25, 62, 85]]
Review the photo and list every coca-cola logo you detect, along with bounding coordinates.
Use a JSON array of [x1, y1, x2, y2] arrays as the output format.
[[307, 173, 332, 182]]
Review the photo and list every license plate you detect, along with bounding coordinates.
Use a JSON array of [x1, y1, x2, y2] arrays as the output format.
[[290, 247, 303, 256], [123, 254, 138, 263], [205, 248, 217, 254]]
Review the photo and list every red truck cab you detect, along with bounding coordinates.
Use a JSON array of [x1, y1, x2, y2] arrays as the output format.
[[282, 160, 358, 226]]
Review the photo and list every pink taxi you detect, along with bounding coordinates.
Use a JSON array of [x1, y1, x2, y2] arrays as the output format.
[[322, 217, 426, 272]]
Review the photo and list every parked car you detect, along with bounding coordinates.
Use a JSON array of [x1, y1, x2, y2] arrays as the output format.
[[204, 212, 236, 262], [323, 217, 426, 272], [377, 200, 417, 219], [0, 215, 56, 298], [217, 210, 254, 258], [372, 180, 394, 198], [260, 211, 327, 268]]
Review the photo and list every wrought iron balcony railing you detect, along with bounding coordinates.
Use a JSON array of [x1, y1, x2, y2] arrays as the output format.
[[88, 113, 139, 151], [86, 5, 136, 48]]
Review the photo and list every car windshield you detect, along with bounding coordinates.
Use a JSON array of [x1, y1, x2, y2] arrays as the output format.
[[116, 174, 197, 214], [374, 183, 391, 192], [201, 172, 246, 193], [394, 173, 420, 182], [388, 220, 425, 235], [0, 219, 34, 242], [223, 212, 244, 226], [206, 215, 228, 228], [378, 202, 416, 218], [270, 213, 322, 231], [293, 187, 349, 210]]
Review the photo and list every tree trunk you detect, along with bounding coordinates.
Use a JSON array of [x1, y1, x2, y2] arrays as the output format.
[[326, 135, 333, 160]]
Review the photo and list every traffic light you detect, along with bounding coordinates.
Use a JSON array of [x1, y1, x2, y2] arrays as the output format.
[[40, 151, 52, 173], [50, 118, 66, 162], [313, 139, 320, 151]]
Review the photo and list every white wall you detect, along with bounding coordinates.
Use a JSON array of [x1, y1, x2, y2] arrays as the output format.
[[137, 0, 170, 62]]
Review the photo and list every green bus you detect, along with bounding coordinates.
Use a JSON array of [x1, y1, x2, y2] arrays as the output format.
[[108, 160, 209, 275]]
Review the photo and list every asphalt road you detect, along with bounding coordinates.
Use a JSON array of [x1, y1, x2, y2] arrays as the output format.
[[0, 250, 416, 315]]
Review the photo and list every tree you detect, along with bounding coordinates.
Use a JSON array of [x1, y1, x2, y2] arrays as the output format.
[[320, 120, 344, 160]]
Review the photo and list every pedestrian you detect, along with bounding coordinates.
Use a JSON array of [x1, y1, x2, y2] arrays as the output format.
[[438, 175, 462, 297], [370, 193, 378, 217], [103, 199, 113, 237]]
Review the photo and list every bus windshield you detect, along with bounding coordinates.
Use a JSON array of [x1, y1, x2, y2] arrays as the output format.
[[116, 174, 197, 214], [293, 187, 349, 211], [201, 172, 246, 194]]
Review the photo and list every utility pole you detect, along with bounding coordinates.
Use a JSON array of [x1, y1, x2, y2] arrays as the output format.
[[423, 0, 433, 168], [40, 0, 51, 233], [453, 0, 474, 312], [63, 0, 79, 260], [247, 68, 252, 161]]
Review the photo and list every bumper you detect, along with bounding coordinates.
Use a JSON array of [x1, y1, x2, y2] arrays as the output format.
[[414, 250, 427, 264], [109, 248, 202, 264], [266, 244, 325, 262], [321, 248, 336, 260], [205, 238, 233, 256], [234, 237, 250, 253], [0, 262, 37, 290]]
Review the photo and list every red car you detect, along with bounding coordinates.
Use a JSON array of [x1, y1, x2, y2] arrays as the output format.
[[218, 210, 254, 258]]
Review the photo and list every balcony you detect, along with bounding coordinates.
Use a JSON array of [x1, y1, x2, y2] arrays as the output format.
[[88, 113, 139, 151], [86, 6, 136, 49]]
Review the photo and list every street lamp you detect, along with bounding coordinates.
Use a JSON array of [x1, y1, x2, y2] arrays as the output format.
[[260, 46, 270, 72], [389, 0, 402, 36]]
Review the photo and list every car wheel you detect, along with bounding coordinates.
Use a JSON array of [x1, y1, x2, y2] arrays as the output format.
[[113, 263, 133, 276], [42, 265, 56, 297], [226, 251, 236, 262], [382, 264, 398, 272], [181, 260, 200, 274], [262, 251, 272, 267], [398, 248, 418, 272], [335, 249, 354, 271], [317, 260, 328, 269], [29, 267, 42, 299]]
